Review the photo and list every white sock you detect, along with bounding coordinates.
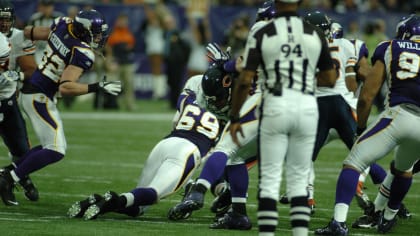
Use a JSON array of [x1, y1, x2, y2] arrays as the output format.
[[334, 203, 349, 222], [196, 179, 211, 190], [122, 192, 135, 207], [374, 172, 393, 212], [292, 227, 308, 236], [384, 205, 398, 220], [10, 170, 20, 182]]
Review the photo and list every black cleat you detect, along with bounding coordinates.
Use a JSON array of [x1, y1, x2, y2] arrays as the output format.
[[355, 192, 374, 216], [168, 189, 204, 221], [352, 211, 380, 229], [209, 211, 252, 230], [397, 203, 411, 219], [377, 211, 397, 234], [210, 186, 231, 215], [19, 176, 39, 201], [0, 170, 18, 206], [315, 219, 348, 236], [84, 191, 120, 220], [68, 193, 104, 218]]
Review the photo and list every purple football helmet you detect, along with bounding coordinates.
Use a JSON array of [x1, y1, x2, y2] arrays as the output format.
[[256, 0, 276, 22], [399, 15, 420, 41], [396, 14, 415, 39], [73, 9, 109, 49], [331, 22, 343, 39]]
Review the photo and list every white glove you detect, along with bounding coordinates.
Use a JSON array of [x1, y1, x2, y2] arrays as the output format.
[[2, 70, 23, 81], [99, 80, 122, 96], [206, 43, 231, 62]]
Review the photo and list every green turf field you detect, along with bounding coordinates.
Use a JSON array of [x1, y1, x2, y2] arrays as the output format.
[[0, 99, 418, 236]]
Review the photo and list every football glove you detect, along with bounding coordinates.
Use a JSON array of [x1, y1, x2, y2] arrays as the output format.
[[206, 43, 231, 62], [0, 71, 23, 85], [2, 70, 23, 81], [99, 81, 122, 96]]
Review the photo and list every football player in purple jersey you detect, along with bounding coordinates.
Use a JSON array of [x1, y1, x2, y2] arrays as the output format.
[[167, 1, 277, 230], [67, 71, 220, 221], [315, 14, 420, 236], [350, 14, 417, 230], [0, 9, 122, 206]]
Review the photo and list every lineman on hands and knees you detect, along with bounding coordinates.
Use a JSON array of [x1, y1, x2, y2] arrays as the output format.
[[167, 1, 276, 230], [67, 72, 220, 221], [0, 9, 121, 206]]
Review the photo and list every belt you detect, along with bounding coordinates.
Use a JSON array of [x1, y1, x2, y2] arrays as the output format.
[[21, 82, 42, 94], [400, 103, 420, 116], [267, 82, 282, 96]]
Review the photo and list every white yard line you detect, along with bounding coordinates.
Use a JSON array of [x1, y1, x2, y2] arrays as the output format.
[[61, 112, 174, 121]]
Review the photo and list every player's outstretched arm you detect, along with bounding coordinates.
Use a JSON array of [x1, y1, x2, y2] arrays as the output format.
[[23, 25, 51, 41]]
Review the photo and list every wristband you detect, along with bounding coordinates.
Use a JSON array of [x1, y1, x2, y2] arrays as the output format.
[[345, 72, 356, 77], [229, 115, 240, 123], [88, 82, 99, 93]]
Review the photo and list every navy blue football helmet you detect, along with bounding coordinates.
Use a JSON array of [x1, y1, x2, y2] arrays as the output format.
[[396, 14, 415, 39], [256, 0, 276, 22], [0, 0, 14, 36], [399, 15, 420, 41], [331, 22, 343, 39], [73, 9, 109, 49], [304, 11, 332, 38], [202, 63, 235, 116]]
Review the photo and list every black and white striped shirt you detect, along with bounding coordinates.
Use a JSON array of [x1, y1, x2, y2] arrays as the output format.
[[242, 12, 334, 95]]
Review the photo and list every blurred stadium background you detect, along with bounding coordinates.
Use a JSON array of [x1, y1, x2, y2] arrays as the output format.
[[10, 0, 419, 105]]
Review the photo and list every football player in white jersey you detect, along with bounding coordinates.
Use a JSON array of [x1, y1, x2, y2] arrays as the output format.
[[167, 1, 276, 230], [301, 11, 387, 216], [67, 89, 220, 220], [0, 0, 39, 202]]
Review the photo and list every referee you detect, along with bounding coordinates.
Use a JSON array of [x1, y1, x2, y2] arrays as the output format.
[[230, 0, 337, 235]]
